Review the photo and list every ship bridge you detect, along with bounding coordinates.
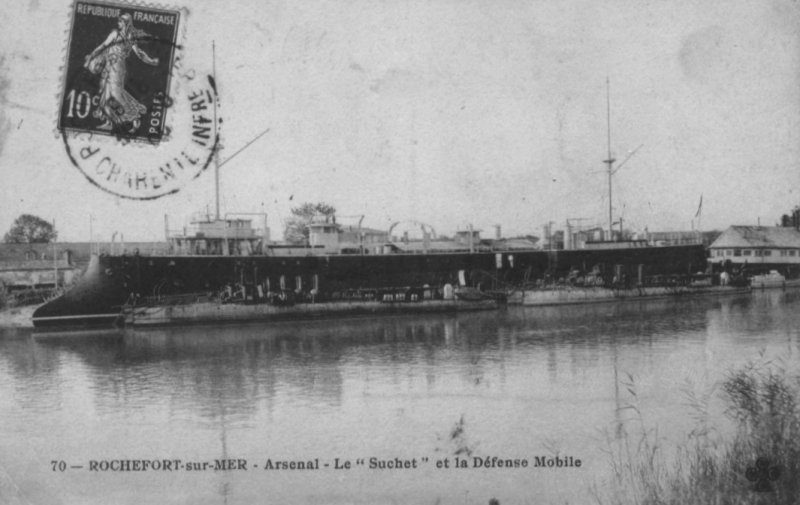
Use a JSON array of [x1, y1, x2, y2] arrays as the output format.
[[168, 213, 270, 256]]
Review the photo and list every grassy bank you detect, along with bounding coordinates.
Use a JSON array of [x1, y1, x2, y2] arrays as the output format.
[[599, 356, 800, 505]]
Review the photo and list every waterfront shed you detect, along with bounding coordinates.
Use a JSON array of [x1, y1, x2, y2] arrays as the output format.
[[708, 226, 800, 274]]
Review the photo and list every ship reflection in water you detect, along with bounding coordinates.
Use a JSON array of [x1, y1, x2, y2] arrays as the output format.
[[2, 290, 800, 504]]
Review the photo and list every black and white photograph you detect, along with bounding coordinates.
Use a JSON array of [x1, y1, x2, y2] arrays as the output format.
[[1, 0, 799, 503]]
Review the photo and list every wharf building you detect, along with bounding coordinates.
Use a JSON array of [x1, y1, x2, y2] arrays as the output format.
[[708, 225, 800, 277]]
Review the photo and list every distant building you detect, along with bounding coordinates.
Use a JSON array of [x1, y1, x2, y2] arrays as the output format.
[[0, 244, 76, 290], [1, 242, 168, 264], [640, 230, 704, 247], [709, 226, 800, 274]]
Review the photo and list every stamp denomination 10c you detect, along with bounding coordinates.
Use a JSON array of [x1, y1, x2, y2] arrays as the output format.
[[59, 1, 180, 143], [59, 0, 220, 201]]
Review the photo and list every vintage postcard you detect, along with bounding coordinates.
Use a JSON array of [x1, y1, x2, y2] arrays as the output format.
[[1, 0, 799, 504]]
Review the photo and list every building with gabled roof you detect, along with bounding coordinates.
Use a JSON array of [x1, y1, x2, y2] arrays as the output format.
[[708, 226, 800, 276]]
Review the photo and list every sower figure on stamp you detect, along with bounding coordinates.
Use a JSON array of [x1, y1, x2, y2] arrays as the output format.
[[84, 13, 159, 133]]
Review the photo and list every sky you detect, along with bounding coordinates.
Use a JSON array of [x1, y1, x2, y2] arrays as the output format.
[[0, 0, 799, 242]]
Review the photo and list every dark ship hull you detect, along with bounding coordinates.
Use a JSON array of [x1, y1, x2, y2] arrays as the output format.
[[32, 245, 707, 328]]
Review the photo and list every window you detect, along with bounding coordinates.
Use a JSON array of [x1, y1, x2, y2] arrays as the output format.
[[791, 250, 797, 257], [763, 250, 772, 257], [734, 249, 741, 257], [743, 250, 752, 256], [725, 250, 733, 256]]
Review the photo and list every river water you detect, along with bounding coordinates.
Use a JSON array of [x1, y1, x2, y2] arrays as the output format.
[[1, 290, 799, 505]]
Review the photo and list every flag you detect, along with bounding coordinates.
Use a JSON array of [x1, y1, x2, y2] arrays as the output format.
[[695, 194, 703, 218]]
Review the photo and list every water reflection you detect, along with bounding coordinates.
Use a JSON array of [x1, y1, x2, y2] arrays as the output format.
[[0, 298, 744, 424], [1, 292, 800, 504]]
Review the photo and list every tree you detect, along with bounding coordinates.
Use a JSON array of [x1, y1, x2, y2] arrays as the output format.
[[780, 206, 800, 228], [4, 214, 58, 243], [283, 202, 336, 244]]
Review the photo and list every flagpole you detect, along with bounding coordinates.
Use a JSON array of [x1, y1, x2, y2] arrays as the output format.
[[695, 194, 703, 242], [698, 194, 702, 232]]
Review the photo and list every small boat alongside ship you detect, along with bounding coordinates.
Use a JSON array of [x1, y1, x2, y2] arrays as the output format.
[[749, 270, 800, 290], [508, 282, 750, 307], [120, 285, 500, 327]]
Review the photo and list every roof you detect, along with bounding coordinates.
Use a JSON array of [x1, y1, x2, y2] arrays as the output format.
[[709, 226, 800, 249], [0, 242, 169, 264]]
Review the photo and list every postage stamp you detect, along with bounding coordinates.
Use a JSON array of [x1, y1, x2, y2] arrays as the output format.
[[58, 0, 220, 200], [58, 1, 181, 143]]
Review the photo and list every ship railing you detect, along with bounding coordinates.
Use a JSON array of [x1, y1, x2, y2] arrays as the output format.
[[129, 292, 218, 308], [515, 273, 716, 291], [128, 281, 497, 309], [327, 286, 445, 303]]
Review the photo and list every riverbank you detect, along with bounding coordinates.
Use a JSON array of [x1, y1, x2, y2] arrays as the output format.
[[0, 305, 35, 328], [0, 287, 60, 329], [598, 356, 800, 505]]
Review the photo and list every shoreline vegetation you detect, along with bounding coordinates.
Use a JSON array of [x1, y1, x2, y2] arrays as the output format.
[[598, 354, 800, 505]]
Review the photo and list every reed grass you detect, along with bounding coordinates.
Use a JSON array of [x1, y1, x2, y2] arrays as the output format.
[[598, 354, 800, 505]]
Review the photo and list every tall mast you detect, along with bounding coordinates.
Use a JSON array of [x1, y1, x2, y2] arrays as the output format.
[[208, 42, 270, 223], [213, 41, 220, 221], [603, 77, 615, 239]]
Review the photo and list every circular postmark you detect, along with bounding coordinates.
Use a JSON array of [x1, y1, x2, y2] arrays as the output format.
[[58, 1, 219, 200]]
